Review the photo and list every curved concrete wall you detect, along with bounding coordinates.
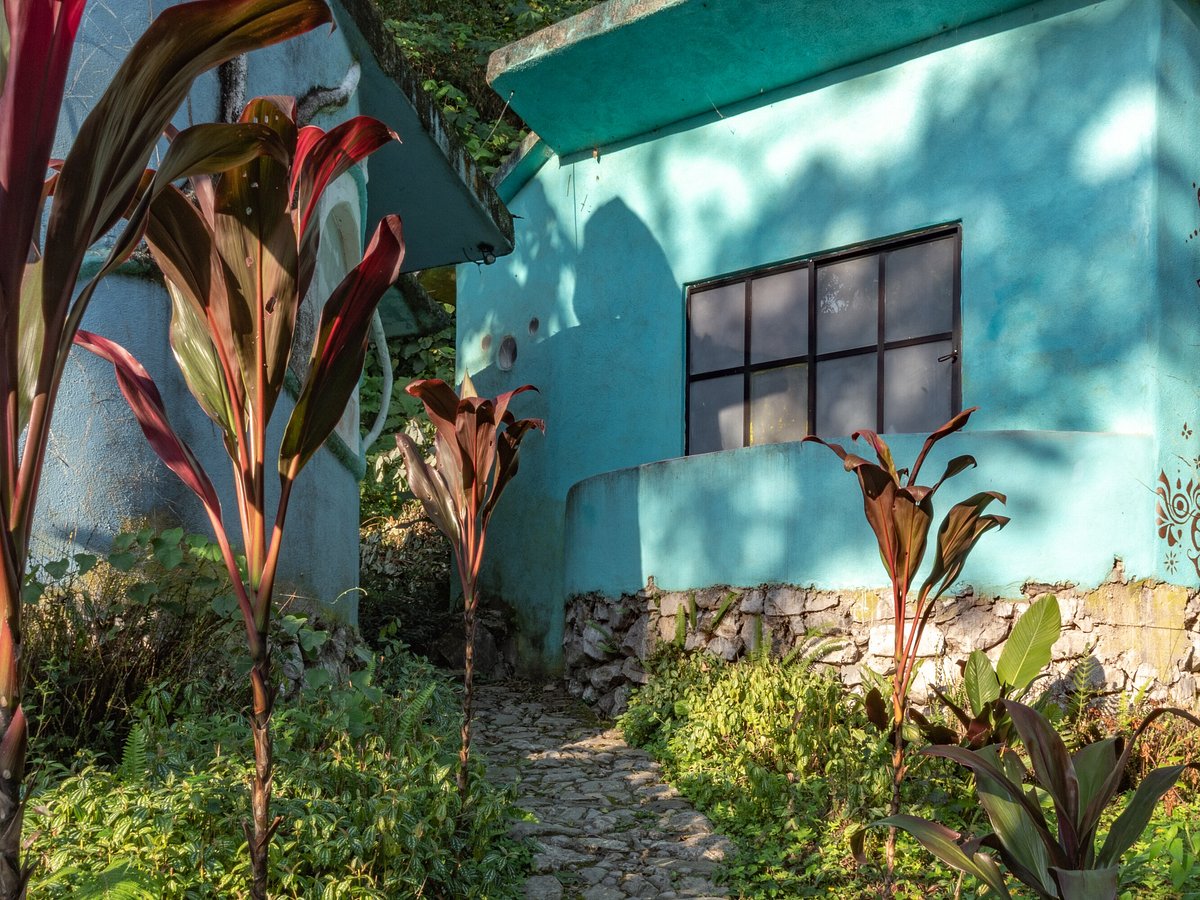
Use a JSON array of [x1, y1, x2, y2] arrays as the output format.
[[35, 1, 371, 615]]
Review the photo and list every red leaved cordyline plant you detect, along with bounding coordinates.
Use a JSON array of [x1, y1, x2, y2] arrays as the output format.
[[0, 2, 329, 894], [397, 375, 544, 799], [78, 95, 403, 899], [805, 407, 1008, 890]]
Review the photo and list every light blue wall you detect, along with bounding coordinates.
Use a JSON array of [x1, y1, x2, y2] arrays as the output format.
[[37, 1, 370, 616], [458, 0, 1198, 671]]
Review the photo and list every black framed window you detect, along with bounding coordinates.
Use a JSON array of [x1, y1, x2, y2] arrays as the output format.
[[686, 224, 962, 455]]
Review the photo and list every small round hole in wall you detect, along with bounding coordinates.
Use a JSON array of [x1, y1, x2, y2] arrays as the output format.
[[498, 335, 517, 372], [480, 334, 492, 353], [528, 317, 540, 336]]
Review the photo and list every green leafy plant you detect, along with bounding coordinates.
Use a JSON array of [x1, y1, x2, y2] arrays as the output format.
[[805, 407, 1008, 884], [882, 699, 1200, 899], [0, 2, 329, 890], [26, 642, 529, 898], [23, 527, 239, 763], [914, 594, 1062, 749], [77, 95, 404, 897], [396, 374, 543, 798]]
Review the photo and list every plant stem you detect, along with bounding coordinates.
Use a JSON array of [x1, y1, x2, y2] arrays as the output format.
[[0, 533, 25, 899], [458, 588, 477, 802], [246, 648, 279, 900]]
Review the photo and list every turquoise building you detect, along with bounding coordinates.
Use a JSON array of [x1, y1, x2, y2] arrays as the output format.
[[458, 0, 1200, 698]]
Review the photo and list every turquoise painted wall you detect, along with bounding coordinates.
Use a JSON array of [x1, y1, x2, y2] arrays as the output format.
[[458, 0, 1198, 671], [37, 1, 370, 616]]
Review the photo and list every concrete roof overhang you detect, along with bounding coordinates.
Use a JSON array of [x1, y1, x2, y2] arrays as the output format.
[[330, 0, 513, 272], [488, 0, 1043, 158]]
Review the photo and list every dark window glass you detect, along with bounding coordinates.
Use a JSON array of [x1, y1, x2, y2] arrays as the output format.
[[685, 225, 961, 454]]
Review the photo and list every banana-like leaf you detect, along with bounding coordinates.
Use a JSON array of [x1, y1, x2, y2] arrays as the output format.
[[891, 486, 933, 595], [849, 428, 899, 481], [395, 433, 458, 542], [1080, 708, 1200, 835], [165, 279, 238, 454], [146, 185, 248, 431], [40, 0, 332, 330], [280, 215, 404, 477], [0, 0, 86, 314], [291, 116, 399, 300], [0, 7, 9, 98], [874, 815, 1011, 898], [17, 260, 44, 430], [103, 121, 289, 287], [908, 406, 977, 484], [212, 97, 298, 423], [920, 491, 1008, 600], [925, 743, 1062, 864], [1072, 737, 1120, 829], [1097, 764, 1197, 868], [1049, 866, 1118, 900], [73, 330, 221, 523], [1002, 700, 1080, 861], [964, 649, 1002, 718], [996, 594, 1060, 694], [482, 413, 545, 525], [974, 745, 1056, 895]]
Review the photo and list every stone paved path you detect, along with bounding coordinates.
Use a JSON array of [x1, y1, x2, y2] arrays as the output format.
[[474, 681, 734, 900]]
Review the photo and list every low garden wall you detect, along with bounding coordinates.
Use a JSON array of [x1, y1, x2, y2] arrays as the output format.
[[563, 563, 1200, 718]]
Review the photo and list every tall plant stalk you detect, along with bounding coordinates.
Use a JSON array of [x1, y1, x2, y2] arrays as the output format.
[[80, 95, 403, 898], [397, 375, 543, 798], [0, 3, 330, 894], [806, 408, 1008, 892]]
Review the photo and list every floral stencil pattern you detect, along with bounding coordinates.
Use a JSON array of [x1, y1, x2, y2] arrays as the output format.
[[1156, 469, 1200, 578]]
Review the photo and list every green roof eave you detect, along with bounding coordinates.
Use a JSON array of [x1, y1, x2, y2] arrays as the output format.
[[330, 0, 514, 272], [488, 0, 1047, 157]]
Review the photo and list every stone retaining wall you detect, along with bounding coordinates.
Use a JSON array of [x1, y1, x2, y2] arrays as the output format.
[[563, 564, 1200, 718]]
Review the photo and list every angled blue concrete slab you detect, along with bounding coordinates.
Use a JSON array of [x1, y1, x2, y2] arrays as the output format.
[[332, 0, 514, 271], [489, 0, 1045, 156]]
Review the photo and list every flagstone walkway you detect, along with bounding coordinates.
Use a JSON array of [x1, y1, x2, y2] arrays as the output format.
[[474, 681, 734, 900]]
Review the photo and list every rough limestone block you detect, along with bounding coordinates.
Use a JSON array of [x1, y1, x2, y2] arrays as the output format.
[[766, 586, 805, 617], [740, 588, 764, 614], [706, 635, 740, 662], [658, 592, 688, 618], [943, 605, 1009, 652], [582, 623, 612, 661], [622, 614, 654, 659], [589, 660, 624, 690], [1051, 629, 1093, 662], [868, 624, 944, 658], [657, 614, 678, 644], [622, 656, 649, 684]]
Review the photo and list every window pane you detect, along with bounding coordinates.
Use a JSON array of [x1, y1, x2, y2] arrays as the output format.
[[884, 236, 955, 341], [816, 254, 878, 354], [689, 282, 744, 374], [750, 365, 807, 446], [815, 353, 877, 436], [750, 268, 808, 364], [689, 376, 743, 454], [884, 341, 953, 434]]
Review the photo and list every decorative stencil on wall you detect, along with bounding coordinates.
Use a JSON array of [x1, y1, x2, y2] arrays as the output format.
[[1156, 423, 1200, 577]]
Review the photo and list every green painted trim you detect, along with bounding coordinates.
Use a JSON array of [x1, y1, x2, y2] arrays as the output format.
[[496, 135, 554, 204], [282, 368, 366, 480]]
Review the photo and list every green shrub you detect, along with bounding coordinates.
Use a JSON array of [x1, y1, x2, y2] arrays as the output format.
[[23, 527, 240, 763], [27, 642, 528, 898], [620, 648, 981, 898]]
